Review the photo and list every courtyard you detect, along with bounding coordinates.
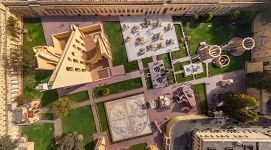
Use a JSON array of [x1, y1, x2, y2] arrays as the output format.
[[20, 14, 252, 150]]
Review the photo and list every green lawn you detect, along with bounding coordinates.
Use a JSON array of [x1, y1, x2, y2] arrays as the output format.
[[96, 103, 112, 142], [146, 77, 153, 89], [22, 124, 55, 150], [103, 22, 138, 73], [62, 91, 89, 102], [209, 51, 250, 76], [129, 143, 147, 150], [167, 71, 175, 85], [194, 84, 208, 114], [23, 18, 59, 107], [172, 24, 188, 59], [142, 57, 152, 68], [62, 106, 96, 149], [41, 113, 54, 120], [173, 63, 183, 72], [176, 73, 193, 83], [157, 53, 172, 69], [182, 17, 251, 75], [195, 63, 207, 79], [93, 78, 142, 98], [96, 103, 109, 132]]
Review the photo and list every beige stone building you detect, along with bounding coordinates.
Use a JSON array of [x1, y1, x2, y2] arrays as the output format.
[[192, 129, 271, 150], [0, 0, 264, 17], [246, 13, 271, 115], [34, 23, 112, 89]]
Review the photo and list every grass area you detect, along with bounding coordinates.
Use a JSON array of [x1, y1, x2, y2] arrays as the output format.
[[22, 124, 55, 150], [194, 84, 208, 114], [142, 57, 152, 68], [129, 143, 147, 150], [181, 17, 251, 75], [103, 22, 138, 73], [183, 17, 251, 56], [96, 103, 113, 142], [41, 113, 54, 120], [176, 73, 193, 83], [157, 53, 172, 69], [62, 91, 89, 102], [23, 18, 59, 107], [96, 103, 109, 132], [62, 106, 96, 149], [93, 78, 142, 98], [172, 24, 188, 59], [209, 51, 250, 76], [174, 61, 194, 82], [195, 63, 207, 79], [167, 71, 175, 85], [146, 77, 153, 89], [173, 63, 183, 72]]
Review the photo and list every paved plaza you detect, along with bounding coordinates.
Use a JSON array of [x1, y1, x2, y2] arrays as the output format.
[[104, 94, 152, 142], [120, 15, 179, 61]]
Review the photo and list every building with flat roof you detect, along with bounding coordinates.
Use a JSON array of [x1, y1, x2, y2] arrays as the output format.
[[246, 13, 271, 115], [0, 0, 264, 17], [192, 129, 271, 150], [34, 23, 112, 89]]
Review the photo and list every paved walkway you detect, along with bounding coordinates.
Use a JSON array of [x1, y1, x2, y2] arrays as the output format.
[[172, 56, 191, 64], [53, 115, 62, 144], [57, 69, 141, 96], [35, 120, 54, 124]]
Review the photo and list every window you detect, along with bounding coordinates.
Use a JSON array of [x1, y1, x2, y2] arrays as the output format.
[[68, 57, 72, 61], [66, 67, 74, 71], [71, 52, 75, 56], [75, 68, 81, 72], [73, 59, 79, 63]]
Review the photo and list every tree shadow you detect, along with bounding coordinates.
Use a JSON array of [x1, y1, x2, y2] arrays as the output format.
[[84, 141, 95, 150], [41, 89, 59, 107]]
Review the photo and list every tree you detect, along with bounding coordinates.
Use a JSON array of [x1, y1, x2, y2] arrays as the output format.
[[102, 88, 110, 96], [228, 10, 241, 22], [53, 97, 74, 118], [6, 16, 20, 38], [221, 92, 259, 123], [0, 136, 17, 150], [202, 12, 213, 22], [58, 132, 84, 150], [9, 45, 23, 71], [246, 71, 271, 92], [192, 14, 199, 21], [237, 10, 255, 24]]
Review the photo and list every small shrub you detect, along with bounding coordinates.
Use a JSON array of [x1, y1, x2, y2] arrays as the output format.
[[102, 88, 110, 96]]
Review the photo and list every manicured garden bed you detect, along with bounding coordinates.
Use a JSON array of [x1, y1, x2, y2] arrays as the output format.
[[93, 78, 142, 98], [62, 106, 96, 149], [142, 57, 152, 68], [22, 124, 55, 150], [103, 22, 138, 73], [194, 84, 208, 114], [157, 53, 172, 69], [176, 73, 193, 83]]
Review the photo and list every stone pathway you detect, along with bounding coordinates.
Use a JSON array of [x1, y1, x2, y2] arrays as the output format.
[[35, 120, 54, 124]]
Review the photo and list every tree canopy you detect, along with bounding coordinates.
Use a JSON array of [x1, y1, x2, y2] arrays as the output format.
[[202, 12, 213, 22], [221, 92, 259, 123], [6, 16, 20, 38], [0, 136, 17, 150], [246, 71, 271, 92], [58, 132, 84, 150], [53, 97, 74, 118]]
